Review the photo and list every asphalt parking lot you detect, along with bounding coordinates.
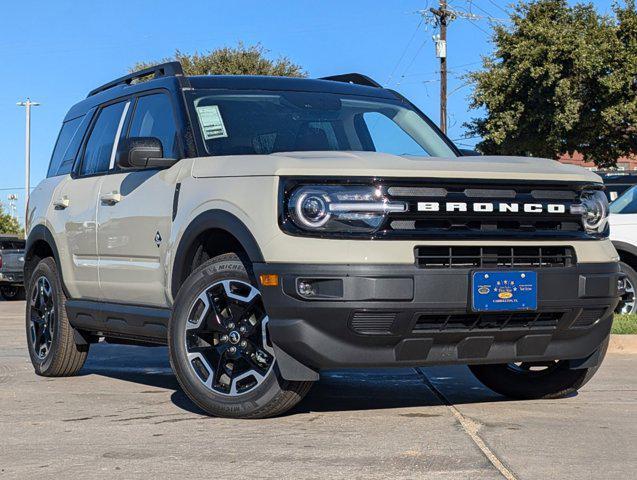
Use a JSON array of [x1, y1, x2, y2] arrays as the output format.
[[1, 300, 636, 480]]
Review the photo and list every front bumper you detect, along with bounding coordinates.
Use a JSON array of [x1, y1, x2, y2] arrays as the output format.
[[0, 271, 24, 286], [253, 262, 621, 376]]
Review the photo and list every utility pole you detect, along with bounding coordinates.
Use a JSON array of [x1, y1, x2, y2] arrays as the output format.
[[430, 1, 453, 135], [17, 98, 40, 221]]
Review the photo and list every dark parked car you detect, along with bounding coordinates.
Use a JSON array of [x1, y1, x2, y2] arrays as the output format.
[[0, 236, 25, 300]]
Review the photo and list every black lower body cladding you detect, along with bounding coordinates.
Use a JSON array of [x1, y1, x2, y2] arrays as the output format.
[[252, 262, 621, 376]]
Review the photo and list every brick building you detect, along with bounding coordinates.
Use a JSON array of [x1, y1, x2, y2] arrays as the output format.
[[558, 152, 637, 171]]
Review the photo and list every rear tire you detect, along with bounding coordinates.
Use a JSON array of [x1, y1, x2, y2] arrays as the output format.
[[469, 336, 609, 399], [616, 261, 637, 314], [169, 253, 313, 418], [1, 286, 25, 301], [25, 258, 89, 376]]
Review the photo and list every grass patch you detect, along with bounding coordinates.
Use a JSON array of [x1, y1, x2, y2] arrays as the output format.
[[612, 314, 637, 334]]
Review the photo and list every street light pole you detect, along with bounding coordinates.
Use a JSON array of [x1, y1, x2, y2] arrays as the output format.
[[17, 98, 40, 222], [7, 194, 18, 220]]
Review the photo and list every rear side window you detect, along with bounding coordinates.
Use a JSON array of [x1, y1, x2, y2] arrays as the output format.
[[80, 102, 127, 176], [129, 94, 179, 158], [47, 116, 85, 177]]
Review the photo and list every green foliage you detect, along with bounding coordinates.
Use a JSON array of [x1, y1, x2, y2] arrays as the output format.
[[613, 314, 637, 334], [132, 42, 307, 77], [467, 0, 637, 167], [0, 203, 21, 236]]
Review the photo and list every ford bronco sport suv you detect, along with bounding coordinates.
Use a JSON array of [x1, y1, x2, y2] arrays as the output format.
[[25, 62, 623, 418]]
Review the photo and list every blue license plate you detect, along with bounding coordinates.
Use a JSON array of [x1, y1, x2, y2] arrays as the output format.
[[472, 271, 537, 312]]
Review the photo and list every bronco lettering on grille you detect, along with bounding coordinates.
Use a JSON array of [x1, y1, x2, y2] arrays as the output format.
[[416, 202, 567, 214]]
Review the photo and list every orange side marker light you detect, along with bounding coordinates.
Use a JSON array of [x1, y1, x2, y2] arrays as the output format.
[[259, 274, 279, 287]]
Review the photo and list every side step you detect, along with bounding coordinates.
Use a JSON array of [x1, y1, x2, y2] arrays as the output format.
[[66, 299, 170, 345]]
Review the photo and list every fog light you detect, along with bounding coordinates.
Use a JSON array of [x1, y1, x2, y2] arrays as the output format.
[[298, 280, 317, 297]]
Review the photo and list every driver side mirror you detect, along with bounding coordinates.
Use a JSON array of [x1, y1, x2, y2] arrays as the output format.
[[116, 137, 177, 169]]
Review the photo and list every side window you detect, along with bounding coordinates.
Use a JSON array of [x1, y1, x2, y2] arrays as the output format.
[[80, 102, 127, 176], [361, 112, 429, 157], [129, 93, 179, 158], [47, 116, 83, 177]]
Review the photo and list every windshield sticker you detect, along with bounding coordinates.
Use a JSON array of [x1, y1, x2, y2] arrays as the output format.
[[196, 105, 228, 140]]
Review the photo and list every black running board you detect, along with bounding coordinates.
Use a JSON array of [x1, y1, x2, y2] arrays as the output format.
[[66, 299, 170, 345]]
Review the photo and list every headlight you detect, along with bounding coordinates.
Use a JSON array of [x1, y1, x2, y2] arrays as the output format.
[[571, 189, 609, 234], [286, 185, 406, 233]]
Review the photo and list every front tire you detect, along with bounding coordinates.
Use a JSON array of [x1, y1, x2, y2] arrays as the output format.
[[169, 253, 313, 418], [26, 258, 89, 376], [469, 336, 609, 400]]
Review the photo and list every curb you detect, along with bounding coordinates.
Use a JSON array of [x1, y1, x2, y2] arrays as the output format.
[[609, 334, 637, 354]]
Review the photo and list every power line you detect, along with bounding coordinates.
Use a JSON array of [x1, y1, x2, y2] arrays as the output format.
[[486, 0, 510, 16], [452, 135, 481, 141], [394, 39, 429, 86], [398, 60, 482, 78], [453, 0, 509, 23], [386, 17, 424, 85], [466, 19, 491, 36]]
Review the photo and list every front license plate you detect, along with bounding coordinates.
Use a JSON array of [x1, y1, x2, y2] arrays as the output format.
[[472, 271, 537, 312]]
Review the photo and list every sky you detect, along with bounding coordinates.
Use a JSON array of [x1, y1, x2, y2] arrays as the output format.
[[0, 0, 618, 223]]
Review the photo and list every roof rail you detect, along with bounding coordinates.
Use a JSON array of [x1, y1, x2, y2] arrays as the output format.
[[319, 73, 382, 88], [87, 61, 185, 97]]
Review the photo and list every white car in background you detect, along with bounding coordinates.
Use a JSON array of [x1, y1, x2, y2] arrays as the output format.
[[610, 185, 637, 314]]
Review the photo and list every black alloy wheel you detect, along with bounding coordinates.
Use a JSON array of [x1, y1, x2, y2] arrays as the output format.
[[28, 276, 56, 360], [185, 279, 275, 396]]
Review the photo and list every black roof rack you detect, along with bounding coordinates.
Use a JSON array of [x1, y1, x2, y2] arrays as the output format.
[[319, 73, 382, 88], [87, 61, 185, 97]]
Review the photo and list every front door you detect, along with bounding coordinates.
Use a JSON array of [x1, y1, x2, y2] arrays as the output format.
[[96, 92, 183, 307], [96, 170, 177, 306]]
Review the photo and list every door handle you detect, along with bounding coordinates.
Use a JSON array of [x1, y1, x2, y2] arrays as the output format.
[[100, 192, 122, 205], [53, 197, 70, 210]]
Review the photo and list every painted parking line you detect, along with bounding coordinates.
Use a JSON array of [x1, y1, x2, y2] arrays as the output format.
[[415, 367, 518, 480]]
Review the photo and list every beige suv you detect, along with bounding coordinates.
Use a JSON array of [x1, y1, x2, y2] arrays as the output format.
[[25, 63, 622, 418]]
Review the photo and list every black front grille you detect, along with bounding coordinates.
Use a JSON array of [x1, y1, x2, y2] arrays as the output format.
[[381, 180, 597, 240], [415, 246, 576, 269], [413, 312, 564, 332]]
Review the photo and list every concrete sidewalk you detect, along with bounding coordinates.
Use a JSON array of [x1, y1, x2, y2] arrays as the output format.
[[1, 300, 636, 479]]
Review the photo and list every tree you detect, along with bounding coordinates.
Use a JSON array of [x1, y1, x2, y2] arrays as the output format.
[[0, 204, 21, 236], [132, 43, 307, 77], [467, 0, 637, 167]]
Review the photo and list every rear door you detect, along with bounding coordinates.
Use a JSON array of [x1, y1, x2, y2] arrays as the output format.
[[96, 92, 182, 307], [56, 100, 129, 299]]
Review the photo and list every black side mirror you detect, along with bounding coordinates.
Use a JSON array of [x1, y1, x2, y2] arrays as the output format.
[[116, 137, 177, 169]]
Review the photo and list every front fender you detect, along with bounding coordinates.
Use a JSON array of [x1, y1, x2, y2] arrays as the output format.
[[170, 209, 264, 300]]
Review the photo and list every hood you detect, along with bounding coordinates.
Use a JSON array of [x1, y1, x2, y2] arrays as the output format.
[[191, 151, 602, 184]]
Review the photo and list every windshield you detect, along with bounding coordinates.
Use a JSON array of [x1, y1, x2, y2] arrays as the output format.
[[610, 185, 637, 214], [188, 90, 457, 158]]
